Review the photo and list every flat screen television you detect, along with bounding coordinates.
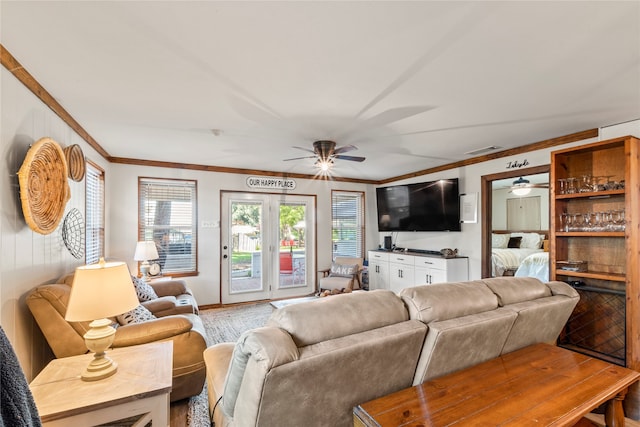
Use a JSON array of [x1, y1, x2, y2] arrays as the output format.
[[376, 178, 461, 232]]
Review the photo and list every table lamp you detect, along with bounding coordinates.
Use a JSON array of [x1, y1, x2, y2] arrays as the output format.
[[134, 241, 159, 282], [65, 258, 139, 381]]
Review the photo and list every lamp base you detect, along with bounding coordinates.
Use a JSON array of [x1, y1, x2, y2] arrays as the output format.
[[82, 318, 118, 382], [82, 355, 118, 381], [139, 261, 151, 282]]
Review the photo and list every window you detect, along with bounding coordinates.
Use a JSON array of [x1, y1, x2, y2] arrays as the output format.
[[85, 161, 105, 264], [331, 191, 364, 259], [138, 178, 197, 276]]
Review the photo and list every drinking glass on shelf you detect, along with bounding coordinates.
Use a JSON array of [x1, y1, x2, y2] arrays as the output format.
[[593, 211, 606, 232], [560, 212, 572, 232], [583, 212, 593, 231], [613, 209, 626, 231], [557, 178, 567, 195], [572, 213, 584, 231], [566, 177, 578, 194], [580, 174, 592, 193]]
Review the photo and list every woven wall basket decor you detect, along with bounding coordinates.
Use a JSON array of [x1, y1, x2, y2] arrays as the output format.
[[63, 144, 85, 182], [17, 137, 71, 235], [62, 208, 85, 259]]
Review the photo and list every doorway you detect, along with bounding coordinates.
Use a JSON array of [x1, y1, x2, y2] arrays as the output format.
[[481, 165, 550, 278], [220, 191, 316, 304]]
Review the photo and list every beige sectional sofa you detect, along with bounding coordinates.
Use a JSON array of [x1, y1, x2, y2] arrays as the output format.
[[203, 277, 579, 427]]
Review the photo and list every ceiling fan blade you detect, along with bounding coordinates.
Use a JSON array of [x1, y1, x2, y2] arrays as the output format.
[[335, 154, 366, 162], [291, 145, 316, 154], [333, 144, 358, 154], [335, 105, 437, 141], [283, 155, 316, 161]]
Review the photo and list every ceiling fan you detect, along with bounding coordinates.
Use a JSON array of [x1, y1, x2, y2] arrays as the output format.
[[509, 177, 549, 195], [283, 140, 366, 171]]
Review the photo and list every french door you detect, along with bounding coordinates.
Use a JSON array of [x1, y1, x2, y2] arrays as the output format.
[[220, 192, 315, 304]]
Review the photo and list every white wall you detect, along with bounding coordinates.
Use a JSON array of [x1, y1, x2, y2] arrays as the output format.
[[1, 67, 111, 379], [107, 164, 373, 306], [492, 187, 549, 230]]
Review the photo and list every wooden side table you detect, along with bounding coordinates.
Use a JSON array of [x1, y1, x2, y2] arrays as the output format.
[[30, 341, 172, 427]]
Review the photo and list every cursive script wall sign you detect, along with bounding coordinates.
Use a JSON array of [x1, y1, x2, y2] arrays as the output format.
[[506, 159, 530, 169]]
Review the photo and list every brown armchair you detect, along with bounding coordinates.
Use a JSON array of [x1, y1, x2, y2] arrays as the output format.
[[26, 279, 207, 402]]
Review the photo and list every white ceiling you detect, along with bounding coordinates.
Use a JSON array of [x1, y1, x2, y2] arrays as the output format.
[[2, 1, 639, 181]]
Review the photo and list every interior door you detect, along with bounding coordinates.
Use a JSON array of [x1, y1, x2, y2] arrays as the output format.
[[221, 192, 315, 304]]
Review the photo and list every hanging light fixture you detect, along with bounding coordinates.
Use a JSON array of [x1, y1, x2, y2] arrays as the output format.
[[511, 177, 532, 196]]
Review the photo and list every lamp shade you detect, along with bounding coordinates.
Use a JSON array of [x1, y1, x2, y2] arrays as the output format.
[[65, 259, 139, 322], [134, 241, 159, 261]]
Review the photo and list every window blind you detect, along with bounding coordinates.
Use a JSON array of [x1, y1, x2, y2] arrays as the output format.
[[85, 162, 105, 265], [331, 191, 364, 259], [138, 178, 197, 275]]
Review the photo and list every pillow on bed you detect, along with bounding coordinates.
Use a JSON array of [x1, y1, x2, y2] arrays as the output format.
[[507, 236, 522, 248], [511, 232, 543, 249], [492, 233, 510, 248]]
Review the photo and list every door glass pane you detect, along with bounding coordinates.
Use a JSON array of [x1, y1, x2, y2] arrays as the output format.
[[279, 202, 306, 288], [230, 201, 263, 293]]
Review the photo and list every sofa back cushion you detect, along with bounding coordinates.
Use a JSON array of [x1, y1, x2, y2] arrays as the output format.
[[412, 308, 517, 384], [498, 280, 580, 354], [267, 290, 407, 347], [400, 281, 498, 323], [481, 276, 551, 306], [26, 284, 90, 357], [231, 320, 427, 427]]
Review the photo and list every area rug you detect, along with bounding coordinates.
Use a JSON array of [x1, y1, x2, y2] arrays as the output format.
[[187, 303, 274, 426]]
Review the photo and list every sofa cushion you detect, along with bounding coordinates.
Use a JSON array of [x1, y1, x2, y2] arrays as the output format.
[[400, 281, 498, 323], [132, 275, 158, 301], [482, 277, 551, 306], [117, 304, 157, 325], [267, 290, 407, 347]]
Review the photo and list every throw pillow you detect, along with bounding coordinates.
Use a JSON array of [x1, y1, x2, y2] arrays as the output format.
[[131, 275, 158, 302], [329, 263, 358, 278], [117, 305, 157, 326], [511, 232, 543, 249], [491, 233, 510, 248], [507, 236, 522, 248]]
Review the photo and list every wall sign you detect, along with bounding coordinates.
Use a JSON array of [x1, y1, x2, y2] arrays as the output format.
[[506, 159, 530, 169], [246, 176, 296, 190]]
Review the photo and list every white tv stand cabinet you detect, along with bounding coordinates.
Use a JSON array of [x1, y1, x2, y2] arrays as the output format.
[[368, 250, 469, 294]]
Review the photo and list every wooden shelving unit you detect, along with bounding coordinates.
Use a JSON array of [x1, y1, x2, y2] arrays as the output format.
[[550, 135, 640, 418]]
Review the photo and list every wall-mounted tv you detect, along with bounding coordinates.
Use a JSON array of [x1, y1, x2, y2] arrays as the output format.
[[376, 178, 461, 232]]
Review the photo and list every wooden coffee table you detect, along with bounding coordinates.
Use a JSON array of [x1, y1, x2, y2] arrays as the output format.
[[354, 343, 640, 427]]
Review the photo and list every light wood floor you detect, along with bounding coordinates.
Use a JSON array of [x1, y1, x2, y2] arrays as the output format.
[[170, 399, 189, 427], [584, 413, 640, 427]]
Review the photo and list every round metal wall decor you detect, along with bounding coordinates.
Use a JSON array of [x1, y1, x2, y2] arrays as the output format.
[[62, 208, 85, 259], [17, 137, 71, 235], [63, 144, 85, 182]]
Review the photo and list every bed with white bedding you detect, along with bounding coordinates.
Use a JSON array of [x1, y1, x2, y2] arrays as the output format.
[[514, 251, 550, 282], [491, 231, 547, 277]]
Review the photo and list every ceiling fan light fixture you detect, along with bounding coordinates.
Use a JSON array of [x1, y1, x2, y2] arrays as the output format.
[[315, 158, 334, 172], [511, 186, 532, 196], [511, 177, 532, 196]]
